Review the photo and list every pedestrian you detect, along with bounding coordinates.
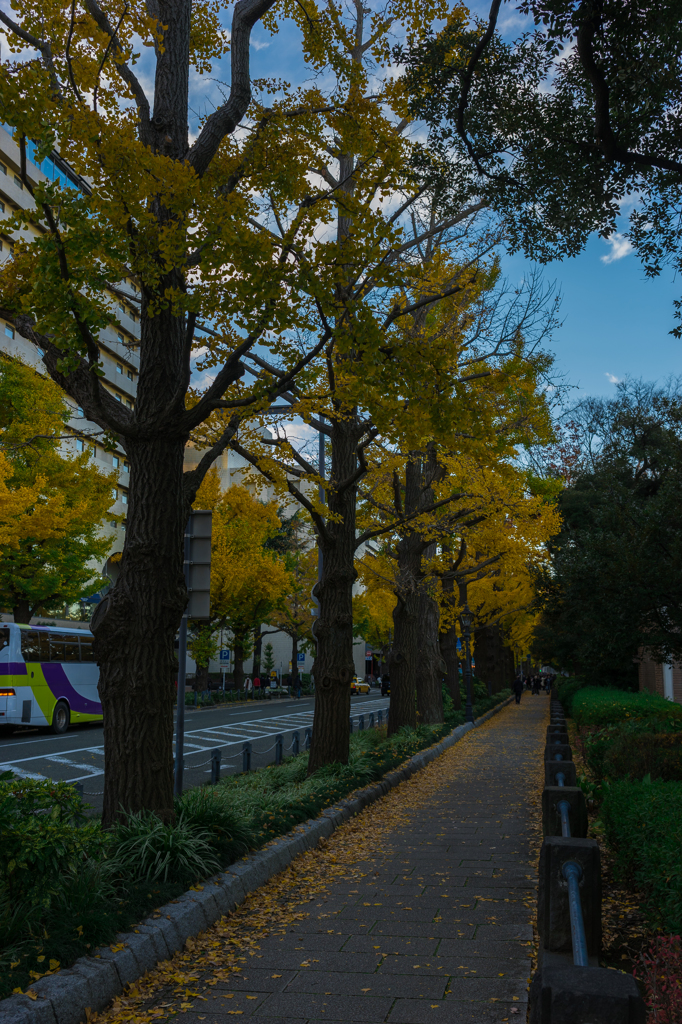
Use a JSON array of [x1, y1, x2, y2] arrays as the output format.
[[513, 676, 524, 705], [253, 675, 261, 699]]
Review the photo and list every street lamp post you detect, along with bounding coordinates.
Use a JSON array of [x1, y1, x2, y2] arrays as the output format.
[[460, 604, 474, 724]]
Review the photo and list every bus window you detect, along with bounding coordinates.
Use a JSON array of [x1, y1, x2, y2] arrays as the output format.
[[49, 636, 65, 662], [21, 630, 43, 660], [0, 627, 9, 652], [79, 637, 96, 662], [62, 636, 81, 662]]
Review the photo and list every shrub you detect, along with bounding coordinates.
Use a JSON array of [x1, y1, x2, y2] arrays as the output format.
[[572, 688, 682, 729], [0, 779, 109, 909], [603, 731, 682, 782], [600, 778, 682, 934], [556, 676, 589, 716], [177, 787, 257, 863], [634, 935, 682, 1024], [109, 811, 221, 885]]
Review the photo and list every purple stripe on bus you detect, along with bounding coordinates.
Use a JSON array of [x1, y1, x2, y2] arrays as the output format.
[[0, 663, 27, 675], [42, 663, 102, 715]]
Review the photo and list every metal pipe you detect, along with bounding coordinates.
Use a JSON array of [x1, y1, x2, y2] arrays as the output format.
[[558, 799, 571, 837], [555, 771, 566, 787], [562, 860, 589, 967]]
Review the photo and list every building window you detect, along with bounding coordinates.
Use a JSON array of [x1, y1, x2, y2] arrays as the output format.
[[118, 302, 124, 313], [115, 393, 122, 402], [111, 487, 118, 500], [116, 363, 123, 374], [0, 201, 5, 213], [76, 439, 84, 452], [13, 174, 22, 190], [117, 332, 124, 343], [125, 399, 132, 409], [123, 460, 129, 471], [110, 520, 117, 528], [112, 455, 120, 469], [121, 492, 128, 504], [0, 163, 6, 175], [4, 324, 14, 338], [77, 406, 83, 416], [127, 369, 133, 380]]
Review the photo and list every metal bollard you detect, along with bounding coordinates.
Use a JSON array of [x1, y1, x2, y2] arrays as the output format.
[[369, 712, 374, 729], [75, 782, 84, 800], [210, 748, 222, 785], [242, 741, 252, 772], [292, 731, 300, 755], [305, 727, 312, 751], [275, 733, 283, 765], [349, 718, 353, 734], [359, 715, 364, 731], [378, 709, 383, 727]]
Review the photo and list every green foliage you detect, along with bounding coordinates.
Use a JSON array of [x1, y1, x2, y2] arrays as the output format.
[[556, 676, 589, 716], [109, 811, 221, 885], [176, 788, 256, 864], [571, 688, 682, 729], [600, 779, 682, 935], [603, 731, 682, 783]]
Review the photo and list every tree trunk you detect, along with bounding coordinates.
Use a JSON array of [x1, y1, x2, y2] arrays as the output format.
[[93, 434, 187, 828], [439, 574, 461, 710], [291, 634, 298, 674], [389, 590, 419, 734], [416, 590, 444, 724], [252, 625, 262, 677], [308, 418, 358, 772], [13, 600, 32, 624]]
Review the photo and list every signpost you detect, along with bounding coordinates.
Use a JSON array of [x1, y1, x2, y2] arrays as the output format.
[[174, 510, 212, 797]]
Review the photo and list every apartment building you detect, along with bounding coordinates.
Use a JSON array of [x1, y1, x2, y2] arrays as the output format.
[[0, 125, 140, 577]]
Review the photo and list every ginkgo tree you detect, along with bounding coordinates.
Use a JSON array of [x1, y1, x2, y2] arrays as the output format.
[[0, 355, 115, 621], [0, 0, 468, 821], [192, 469, 291, 688]]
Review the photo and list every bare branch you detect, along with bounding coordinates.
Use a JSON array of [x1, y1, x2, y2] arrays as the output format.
[[83, 0, 152, 138]]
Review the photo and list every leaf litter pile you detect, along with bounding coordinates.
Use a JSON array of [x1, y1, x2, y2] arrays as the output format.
[[88, 706, 546, 1024]]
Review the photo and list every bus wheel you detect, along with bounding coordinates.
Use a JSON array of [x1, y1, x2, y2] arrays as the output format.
[[51, 701, 70, 734]]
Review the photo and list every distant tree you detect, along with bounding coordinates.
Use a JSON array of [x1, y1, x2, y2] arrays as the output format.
[[533, 380, 682, 684], [192, 471, 290, 688], [262, 642, 275, 676], [0, 356, 114, 622], [187, 624, 219, 692]]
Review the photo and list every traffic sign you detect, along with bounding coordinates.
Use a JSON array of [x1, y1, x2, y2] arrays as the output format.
[[220, 649, 231, 661], [297, 652, 305, 663]]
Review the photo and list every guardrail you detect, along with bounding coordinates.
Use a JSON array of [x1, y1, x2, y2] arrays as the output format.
[[530, 690, 645, 1024], [75, 707, 388, 800]]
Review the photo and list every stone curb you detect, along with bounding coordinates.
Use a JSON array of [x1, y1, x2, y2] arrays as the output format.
[[1, 695, 513, 1024]]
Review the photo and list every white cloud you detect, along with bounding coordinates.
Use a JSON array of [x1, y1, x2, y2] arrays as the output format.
[[601, 233, 633, 264], [605, 372, 621, 384]]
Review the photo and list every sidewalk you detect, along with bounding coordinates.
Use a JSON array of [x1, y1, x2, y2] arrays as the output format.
[[98, 696, 548, 1024]]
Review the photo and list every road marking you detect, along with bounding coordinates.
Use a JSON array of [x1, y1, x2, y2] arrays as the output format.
[[0, 698, 391, 785]]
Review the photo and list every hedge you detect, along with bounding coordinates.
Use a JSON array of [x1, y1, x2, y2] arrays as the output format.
[[600, 778, 682, 935]]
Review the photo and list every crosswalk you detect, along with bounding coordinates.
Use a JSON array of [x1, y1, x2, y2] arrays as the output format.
[[0, 698, 391, 790]]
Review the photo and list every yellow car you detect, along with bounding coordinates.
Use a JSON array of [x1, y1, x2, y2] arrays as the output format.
[[351, 677, 371, 694]]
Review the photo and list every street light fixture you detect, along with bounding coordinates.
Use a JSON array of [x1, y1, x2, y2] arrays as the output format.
[[459, 604, 474, 724]]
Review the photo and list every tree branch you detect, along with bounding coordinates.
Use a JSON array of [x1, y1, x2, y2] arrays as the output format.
[[187, 0, 279, 176]]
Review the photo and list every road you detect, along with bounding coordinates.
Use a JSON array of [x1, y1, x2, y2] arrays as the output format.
[[0, 691, 390, 812]]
